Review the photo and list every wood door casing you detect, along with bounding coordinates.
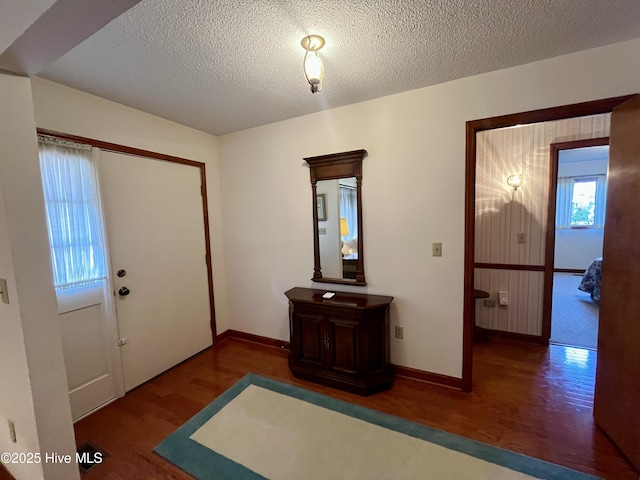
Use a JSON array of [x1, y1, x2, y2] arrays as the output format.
[[593, 95, 640, 470]]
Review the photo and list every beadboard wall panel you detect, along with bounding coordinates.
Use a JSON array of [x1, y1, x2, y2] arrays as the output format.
[[474, 269, 544, 335]]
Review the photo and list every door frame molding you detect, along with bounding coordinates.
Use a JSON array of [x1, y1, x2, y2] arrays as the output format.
[[463, 95, 633, 392], [540, 137, 610, 344], [37, 128, 217, 340]]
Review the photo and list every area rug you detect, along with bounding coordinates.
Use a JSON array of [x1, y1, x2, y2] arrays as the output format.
[[154, 373, 600, 480]]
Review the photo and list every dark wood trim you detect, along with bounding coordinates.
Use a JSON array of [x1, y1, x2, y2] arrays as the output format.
[[199, 164, 217, 341], [481, 329, 543, 344], [541, 136, 609, 345], [215, 329, 232, 343], [554, 268, 587, 274], [466, 96, 634, 132], [311, 277, 368, 287], [393, 365, 463, 390], [474, 263, 545, 272], [462, 119, 477, 392], [217, 328, 464, 391], [36, 128, 217, 342], [37, 129, 203, 167], [306, 149, 367, 286], [217, 329, 291, 350], [464, 96, 631, 393]]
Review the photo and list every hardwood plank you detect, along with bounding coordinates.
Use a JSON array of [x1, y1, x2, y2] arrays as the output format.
[[72, 338, 637, 479]]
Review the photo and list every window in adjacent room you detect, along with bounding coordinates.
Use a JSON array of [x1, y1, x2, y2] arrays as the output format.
[[38, 136, 107, 290], [556, 175, 607, 229], [570, 178, 597, 226]]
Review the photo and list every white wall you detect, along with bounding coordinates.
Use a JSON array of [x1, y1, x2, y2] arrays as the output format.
[[218, 38, 640, 379], [0, 74, 77, 480], [555, 229, 604, 269], [29, 77, 231, 335]]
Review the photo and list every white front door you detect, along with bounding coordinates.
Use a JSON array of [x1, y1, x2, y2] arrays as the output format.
[[98, 151, 212, 391]]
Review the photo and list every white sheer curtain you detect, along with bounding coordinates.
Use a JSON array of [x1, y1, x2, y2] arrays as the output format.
[[339, 186, 357, 241], [594, 174, 607, 228], [38, 136, 107, 288], [555, 176, 573, 229]]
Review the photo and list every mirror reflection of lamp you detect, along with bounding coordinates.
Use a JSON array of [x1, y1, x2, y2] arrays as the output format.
[[507, 173, 524, 200], [340, 217, 349, 256]]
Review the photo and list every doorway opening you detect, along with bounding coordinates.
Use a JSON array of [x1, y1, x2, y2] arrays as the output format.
[[463, 95, 632, 391], [547, 141, 609, 350]]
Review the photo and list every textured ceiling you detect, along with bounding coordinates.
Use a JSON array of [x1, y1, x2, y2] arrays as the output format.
[[17, 1, 640, 135]]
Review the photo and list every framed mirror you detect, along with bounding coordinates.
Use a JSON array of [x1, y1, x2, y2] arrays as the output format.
[[305, 149, 367, 286]]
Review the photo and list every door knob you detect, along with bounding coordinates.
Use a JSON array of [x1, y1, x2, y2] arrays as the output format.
[[118, 287, 131, 296]]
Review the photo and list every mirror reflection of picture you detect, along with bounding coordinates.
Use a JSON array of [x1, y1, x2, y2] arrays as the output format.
[[317, 194, 326, 221]]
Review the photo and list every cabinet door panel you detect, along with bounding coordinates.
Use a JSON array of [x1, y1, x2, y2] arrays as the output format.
[[297, 313, 324, 366], [329, 319, 358, 374], [368, 317, 384, 371]]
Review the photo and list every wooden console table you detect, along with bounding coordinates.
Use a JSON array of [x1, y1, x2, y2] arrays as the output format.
[[285, 287, 394, 395]]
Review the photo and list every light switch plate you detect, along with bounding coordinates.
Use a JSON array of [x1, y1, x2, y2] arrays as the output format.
[[432, 242, 442, 257], [0, 278, 9, 304]]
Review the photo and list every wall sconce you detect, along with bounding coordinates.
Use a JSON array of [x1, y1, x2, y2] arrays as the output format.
[[301, 35, 325, 94], [507, 173, 524, 200]]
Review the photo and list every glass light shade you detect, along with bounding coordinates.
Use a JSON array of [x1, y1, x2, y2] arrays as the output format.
[[304, 52, 324, 85], [507, 174, 523, 189]]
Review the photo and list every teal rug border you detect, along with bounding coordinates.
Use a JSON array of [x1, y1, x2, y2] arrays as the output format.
[[154, 373, 601, 480]]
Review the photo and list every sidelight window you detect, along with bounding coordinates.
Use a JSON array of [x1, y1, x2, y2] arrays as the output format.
[[38, 136, 107, 289]]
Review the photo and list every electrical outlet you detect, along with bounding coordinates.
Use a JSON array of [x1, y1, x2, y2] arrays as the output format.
[[517, 233, 526, 244], [394, 326, 404, 339], [432, 242, 442, 257], [498, 291, 509, 306], [318, 228, 326, 235]]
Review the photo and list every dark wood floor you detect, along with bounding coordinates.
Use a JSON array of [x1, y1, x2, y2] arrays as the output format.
[[11, 337, 633, 480]]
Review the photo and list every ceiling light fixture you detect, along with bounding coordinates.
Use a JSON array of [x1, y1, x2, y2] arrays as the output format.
[[301, 35, 325, 94]]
